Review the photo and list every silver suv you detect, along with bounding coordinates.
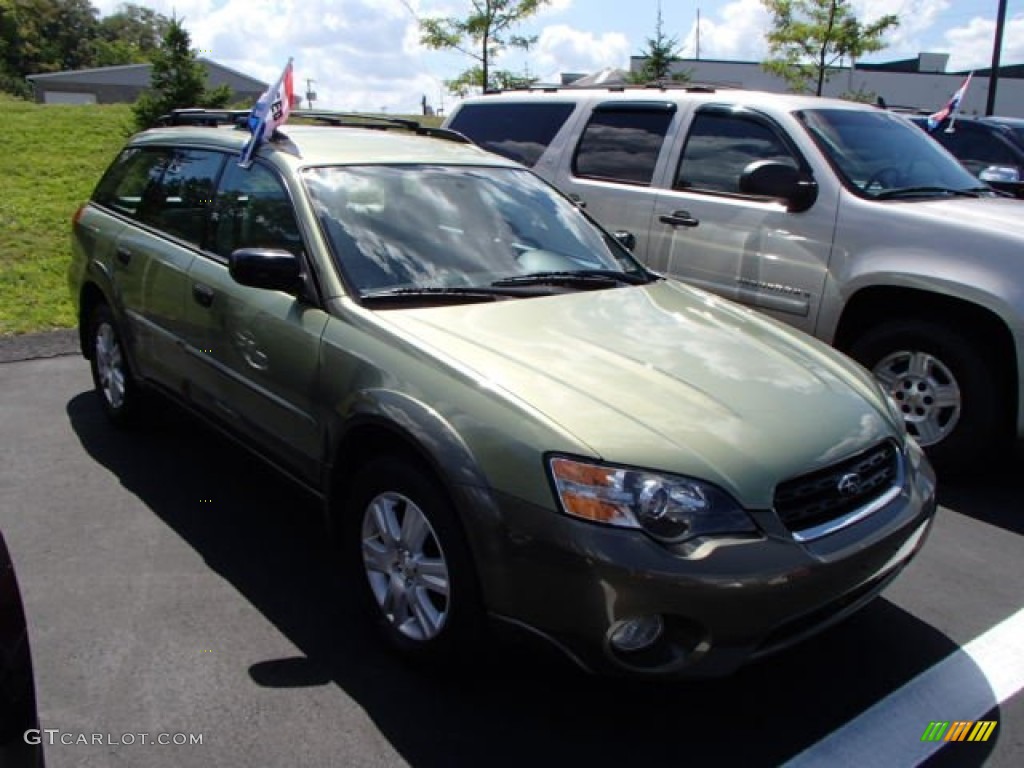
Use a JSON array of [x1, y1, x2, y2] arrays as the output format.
[[446, 87, 1024, 471]]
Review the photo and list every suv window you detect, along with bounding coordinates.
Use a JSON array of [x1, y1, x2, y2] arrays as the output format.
[[141, 149, 225, 244], [93, 147, 173, 218], [572, 105, 675, 186], [447, 103, 575, 167], [212, 162, 303, 258], [676, 111, 798, 194], [934, 125, 1016, 174]]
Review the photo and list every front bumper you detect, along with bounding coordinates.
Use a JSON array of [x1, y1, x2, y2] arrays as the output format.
[[465, 443, 937, 678]]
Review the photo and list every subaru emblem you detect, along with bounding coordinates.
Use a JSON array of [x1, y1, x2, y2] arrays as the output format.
[[837, 473, 862, 496]]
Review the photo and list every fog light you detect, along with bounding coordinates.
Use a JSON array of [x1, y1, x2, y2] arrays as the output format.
[[608, 615, 665, 653]]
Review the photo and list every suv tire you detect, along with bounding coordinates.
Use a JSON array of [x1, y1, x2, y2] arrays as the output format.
[[88, 303, 142, 426], [849, 318, 1001, 472]]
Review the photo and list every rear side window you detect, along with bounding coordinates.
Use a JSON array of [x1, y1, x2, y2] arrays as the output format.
[[448, 102, 575, 167], [92, 146, 224, 245], [572, 105, 674, 186], [676, 111, 798, 194], [93, 147, 172, 217]]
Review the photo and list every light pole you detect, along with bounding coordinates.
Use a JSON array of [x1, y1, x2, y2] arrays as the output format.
[[986, 0, 1007, 115]]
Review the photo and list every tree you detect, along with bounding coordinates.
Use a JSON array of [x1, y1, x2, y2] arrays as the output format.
[[0, 0, 99, 96], [419, 0, 548, 96], [96, 3, 172, 66], [132, 15, 230, 129], [762, 0, 898, 96], [630, 3, 687, 84]]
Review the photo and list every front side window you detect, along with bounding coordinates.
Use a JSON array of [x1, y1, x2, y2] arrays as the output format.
[[303, 165, 647, 295], [572, 106, 674, 185], [212, 162, 303, 258], [798, 108, 983, 198], [676, 111, 798, 194], [448, 103, 575, 167]]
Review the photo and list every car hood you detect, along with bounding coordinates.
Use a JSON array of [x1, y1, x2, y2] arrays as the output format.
[[882, 195, 1024, 240], [381, 280, 896, 508]]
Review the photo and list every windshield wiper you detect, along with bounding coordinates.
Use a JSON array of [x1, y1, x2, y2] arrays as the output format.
[[490, 269, 650, 288], [874, 186, 984, 200], [360, 286, 509, 305]]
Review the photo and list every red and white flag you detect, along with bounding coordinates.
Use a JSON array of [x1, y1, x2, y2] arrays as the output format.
[[239, 58, 295, 167]]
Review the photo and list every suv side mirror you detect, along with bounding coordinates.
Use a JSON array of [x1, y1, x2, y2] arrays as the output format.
[[739, 160, 818, 213], [978, 165, 1021, 183], [229, 248, 303, 293], [613, 231, 636, 251]]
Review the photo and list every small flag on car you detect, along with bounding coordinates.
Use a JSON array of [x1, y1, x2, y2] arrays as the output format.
[[927, 72, 972, 133], [239, 57, 295, 168]]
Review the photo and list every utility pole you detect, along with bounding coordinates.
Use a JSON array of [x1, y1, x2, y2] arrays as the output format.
[[696, 9, 701, 60], [986, 0, 1007, 115]]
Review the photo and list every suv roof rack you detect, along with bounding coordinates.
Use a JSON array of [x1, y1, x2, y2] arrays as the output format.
[[483, 81, 729, 95], [153, 108, 470, 144]]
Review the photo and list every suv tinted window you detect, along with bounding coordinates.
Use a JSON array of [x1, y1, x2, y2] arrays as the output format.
[[934, 125, 1015, 174], [93, 147, 172, 218], [212, 162, 303, 258], [677, 111, 797, 193], [572, 106, 674, 186], [448, 103, 575, 167]]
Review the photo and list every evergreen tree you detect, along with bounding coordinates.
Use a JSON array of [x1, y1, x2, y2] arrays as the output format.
[[631, 3, 687, 84], [132, 15, 230, 129]]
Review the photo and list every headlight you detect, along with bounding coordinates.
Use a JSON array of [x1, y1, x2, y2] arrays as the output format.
[[548, 456, 756, 543]]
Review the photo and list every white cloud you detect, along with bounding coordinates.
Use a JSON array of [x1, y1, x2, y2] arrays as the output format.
[[531, 25, 631, 80], [680, 0, 772, 62], [944, 13, 1024, 72]]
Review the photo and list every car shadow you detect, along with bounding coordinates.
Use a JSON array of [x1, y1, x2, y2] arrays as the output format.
[[66, 393, 1000, 767], [935, 440, 1024, 537]]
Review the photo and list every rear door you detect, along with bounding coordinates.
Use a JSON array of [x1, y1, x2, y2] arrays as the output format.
[[182, 159, 328, 484], [552, 101, 681, 262], [645, 106, 837, 332]]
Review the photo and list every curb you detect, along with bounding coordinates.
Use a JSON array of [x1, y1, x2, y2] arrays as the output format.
[[0, 329, 79, 364]]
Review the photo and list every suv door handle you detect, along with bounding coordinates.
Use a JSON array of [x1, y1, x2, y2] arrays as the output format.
[[192, 282, 215, 308], [659, 210, 700, 228], [116, 247, 133, 265]]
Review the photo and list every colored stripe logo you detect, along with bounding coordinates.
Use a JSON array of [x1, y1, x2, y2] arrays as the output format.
[[921, 721, 997, 742]]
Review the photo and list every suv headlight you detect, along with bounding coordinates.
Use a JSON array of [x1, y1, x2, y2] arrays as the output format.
[[548, 457, 756, 543]]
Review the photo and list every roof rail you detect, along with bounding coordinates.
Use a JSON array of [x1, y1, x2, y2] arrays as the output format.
[[154, 108, 470, 144], [485, 81, 727, 95], [155, 108, 250, 128], [289, 110, 471, 143]]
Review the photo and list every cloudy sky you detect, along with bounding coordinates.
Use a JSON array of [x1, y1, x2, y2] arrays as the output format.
[[89, 0, 1023, 114]]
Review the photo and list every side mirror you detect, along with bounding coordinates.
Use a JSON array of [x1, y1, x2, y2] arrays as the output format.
[[613, 230, 636, 251], [978, 165, 1020, 183], [739, 160, 818, 213], [228, 248, 302, 293]]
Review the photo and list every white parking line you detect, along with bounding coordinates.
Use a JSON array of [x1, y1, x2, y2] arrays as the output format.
[[783, 606, 1024, 767]]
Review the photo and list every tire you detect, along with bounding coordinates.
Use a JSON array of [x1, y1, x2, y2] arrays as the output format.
[[87, 303, 141, 426], [848, 318, 1003, 473], [343, 455, 484, 664]]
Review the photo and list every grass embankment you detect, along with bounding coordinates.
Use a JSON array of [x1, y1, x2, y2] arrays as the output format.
[[0, 97, 443, 336], [1, 95, 133, 335]]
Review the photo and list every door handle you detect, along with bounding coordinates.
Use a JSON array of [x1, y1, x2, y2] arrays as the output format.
[[659, 210, 700, 228], [115, 247, 133, 265], [568, 193, 587, 209], [192, 283, 215, 308]]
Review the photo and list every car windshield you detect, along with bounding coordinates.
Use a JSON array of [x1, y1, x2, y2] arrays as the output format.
[[797, 108, 985, 198], [302, 164, 649, 299]]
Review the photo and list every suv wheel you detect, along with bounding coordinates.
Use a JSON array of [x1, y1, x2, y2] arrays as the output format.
[[345, 456, 484, 663], [88, 304, 141, 426], [849, 318, 1001, 472]]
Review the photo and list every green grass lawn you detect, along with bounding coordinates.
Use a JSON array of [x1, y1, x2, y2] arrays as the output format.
[[1, 95, 133, 335], [0, 95, 444, 336]]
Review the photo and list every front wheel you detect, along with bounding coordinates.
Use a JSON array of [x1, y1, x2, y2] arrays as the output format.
[[848, 318, 1003, 472], [344, 456, 484, 663]]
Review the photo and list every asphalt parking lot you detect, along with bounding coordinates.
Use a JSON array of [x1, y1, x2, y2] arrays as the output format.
[[1, 346, 1022, 768]]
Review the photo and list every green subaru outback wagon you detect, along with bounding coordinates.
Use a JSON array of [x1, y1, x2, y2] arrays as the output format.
[[69, 111, 936, 677]]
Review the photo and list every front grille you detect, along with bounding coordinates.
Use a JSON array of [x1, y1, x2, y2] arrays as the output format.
[[774, 441, 900, 534]]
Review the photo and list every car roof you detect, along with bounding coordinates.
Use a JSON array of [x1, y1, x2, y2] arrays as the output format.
[[128, 122, 521, 169], [454, 86, 882, 114]]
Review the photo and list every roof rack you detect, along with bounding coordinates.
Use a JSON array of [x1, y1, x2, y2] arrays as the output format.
[[153, 108, 470, 144], [155, 108, 250, 128], [485, 81, 729, 95]]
